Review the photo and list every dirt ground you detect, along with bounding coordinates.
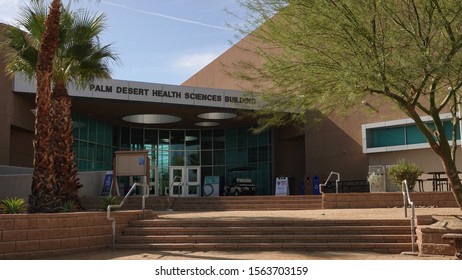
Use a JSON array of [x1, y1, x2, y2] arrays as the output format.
[[48, 207, 461, 260], [49, 248, 457, 260]]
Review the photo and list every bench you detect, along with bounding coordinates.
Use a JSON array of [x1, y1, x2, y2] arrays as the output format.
[[442, 233, 462, 259], [323, 180, 370, 193]]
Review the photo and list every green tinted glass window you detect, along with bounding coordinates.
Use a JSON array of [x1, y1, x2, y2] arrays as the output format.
[[367, 126, 405, 148], [226, 128, 237, 149]]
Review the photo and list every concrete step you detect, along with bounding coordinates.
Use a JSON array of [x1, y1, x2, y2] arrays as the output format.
[[115, 216, 414, 253], [114, 242, 412, 253], [116, 234, 412, 244], [122, 226, 411, 236], [128, 219, 411, 227]]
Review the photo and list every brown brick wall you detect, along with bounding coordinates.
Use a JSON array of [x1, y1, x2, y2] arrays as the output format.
[[322, 192, 459, 209], [0, 210, 145, 259], [416, 215, 461, 256]]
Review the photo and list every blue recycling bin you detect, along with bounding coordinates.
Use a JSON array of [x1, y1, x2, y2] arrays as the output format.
[[312, 175, 321, 195], [299, 182, 305, 195]]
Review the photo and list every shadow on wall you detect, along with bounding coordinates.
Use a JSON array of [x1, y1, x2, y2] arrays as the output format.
[[0, 165, 106, 200], [304, 110, 369, 181]]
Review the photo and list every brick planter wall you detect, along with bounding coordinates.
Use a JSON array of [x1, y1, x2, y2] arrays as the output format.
[[0, 210, 146, 259], [416, 215, 462, 256], [322, 192, 458, 209]]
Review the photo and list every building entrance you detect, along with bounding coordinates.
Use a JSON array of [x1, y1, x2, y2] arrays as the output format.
[[168, 166, 201, 197]]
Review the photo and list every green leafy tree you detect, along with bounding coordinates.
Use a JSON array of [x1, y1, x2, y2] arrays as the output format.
[[388, 159, 424, 191], [232, 0, 462, 208], [3, 0, 117, 212]]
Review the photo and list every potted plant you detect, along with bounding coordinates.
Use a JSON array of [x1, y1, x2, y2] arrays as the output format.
[[388, 159, 423, 191]]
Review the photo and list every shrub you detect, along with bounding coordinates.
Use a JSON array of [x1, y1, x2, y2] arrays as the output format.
[[101, 195, 120, 211], [0, 197, 27, 214], [388, 159, 423, 191], [61, 200, 78, 212]]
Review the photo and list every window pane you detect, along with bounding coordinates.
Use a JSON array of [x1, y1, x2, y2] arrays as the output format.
[[186, 130, 200, 150], [104, 147, 113, 165], [226, 128, 237, 149], [96, 145, 104, 162], [214, 150, 225, 165], [213, 166, 225, 177], [367, 126, 405, 148], [258, 130, 269, 145], [104, 123, 112, 146], [170, 151, 184, 166], [171, 130, 184, 150], [79, 141, 87, 159], [120, 127, 130, 149], [147, 129, 158, 144], [248, 147, 258, 163], [88, 143, 95, 161], [406, 125, 427, 145], [238, 128, 248, 148], [226, 149, 238, 165], [238, 148, 248, 164], [112, 126, 120, 147], [186, 151, 200, 166], [96, 122, 104, 144], [131, 128, 143, 149], [88, 119, 97, 142], [201, 167, 213, 183], [248, 132, 257, 147], [213, 129, 225, 149], [159, 130, 170, 150], [80, 117, 88, 141], [201, 130, 213, 149], [258, 146, 269, 162], [201, 150, 212, 165]]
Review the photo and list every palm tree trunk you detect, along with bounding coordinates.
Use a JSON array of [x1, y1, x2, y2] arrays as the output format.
[[53, 82, 83, 210], [29, 0, 62, 213]]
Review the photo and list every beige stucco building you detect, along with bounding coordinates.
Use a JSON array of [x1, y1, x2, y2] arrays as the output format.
[[1, 23, 458, 196]]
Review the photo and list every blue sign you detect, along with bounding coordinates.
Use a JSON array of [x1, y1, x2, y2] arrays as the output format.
[[101, 171, 113, 196]]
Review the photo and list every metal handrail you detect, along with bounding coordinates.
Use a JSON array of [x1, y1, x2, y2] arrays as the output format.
[[401, 179, 416, 253], [319, 171, 340, 193], [165, 175, 182, 211], [106, 182, 148, 251], [170, 175, 182, 197]]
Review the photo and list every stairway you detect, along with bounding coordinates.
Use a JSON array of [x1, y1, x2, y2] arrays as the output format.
[[115, 218, 414, 253]]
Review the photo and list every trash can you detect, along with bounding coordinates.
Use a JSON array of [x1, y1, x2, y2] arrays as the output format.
[[312, 175, 321, 195], [304, 176, 312, 194], [299, 181, 305, 195]]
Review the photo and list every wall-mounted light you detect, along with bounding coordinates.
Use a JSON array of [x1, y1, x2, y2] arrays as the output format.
[[361, 101, 379, 113]]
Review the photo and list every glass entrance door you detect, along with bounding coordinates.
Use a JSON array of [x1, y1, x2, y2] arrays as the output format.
[[168, 166, 200, 197]]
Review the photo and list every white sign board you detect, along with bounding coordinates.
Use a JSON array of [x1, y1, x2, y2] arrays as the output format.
[[115, 150, 150, 177], [275, 177, 289, 196]]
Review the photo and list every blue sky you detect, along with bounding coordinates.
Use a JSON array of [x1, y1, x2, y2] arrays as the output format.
[[0, 0, 248, 85]]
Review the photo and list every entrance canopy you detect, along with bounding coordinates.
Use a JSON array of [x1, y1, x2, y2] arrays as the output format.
[[13, 75, 262, 129]]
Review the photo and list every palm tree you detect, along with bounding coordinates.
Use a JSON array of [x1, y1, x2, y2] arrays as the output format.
[[3, 0, 118, 212]]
